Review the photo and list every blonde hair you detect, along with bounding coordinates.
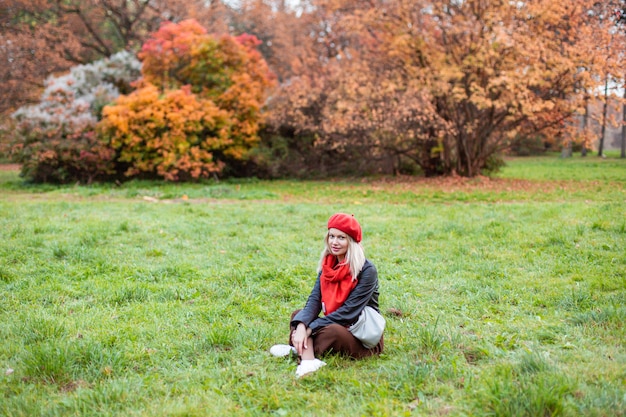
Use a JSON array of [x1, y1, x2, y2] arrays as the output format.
[[317, 232, 366, 280]]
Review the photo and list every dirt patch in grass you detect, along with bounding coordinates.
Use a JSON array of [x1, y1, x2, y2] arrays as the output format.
[[363, 174, 623, 194], [0, 164, 19, 171]]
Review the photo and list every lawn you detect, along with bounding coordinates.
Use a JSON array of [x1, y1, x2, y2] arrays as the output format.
[[0, 155, 625, 416]]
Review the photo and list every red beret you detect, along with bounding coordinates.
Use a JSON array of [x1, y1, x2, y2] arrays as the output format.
[[327, 213, 362, 243]]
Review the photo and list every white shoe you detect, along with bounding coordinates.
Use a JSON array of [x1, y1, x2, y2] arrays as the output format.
[[270, 344, 297, 357], [295, 359, 326, 378]]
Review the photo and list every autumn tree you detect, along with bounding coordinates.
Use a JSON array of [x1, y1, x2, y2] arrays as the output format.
[[607, 0, 626, 158], [228, 0, 325, 83], [8, 52, 141, 183], [99, 19, 276, 181], [0, 0, 237, 116], [614, 0, 626, 158], [582, 1, 626, 157], [267, 0, 610, 177], [99, 84, 232, 181]]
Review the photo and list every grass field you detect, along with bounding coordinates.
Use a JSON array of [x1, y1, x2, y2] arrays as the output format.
[[0, 155, 625, 416]]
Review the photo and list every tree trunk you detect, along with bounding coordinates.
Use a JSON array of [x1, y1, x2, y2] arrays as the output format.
[[622, 82, 626, 158], [561, 89, 572, 158], [599, 76, 609, 158], [582, 94, 589, 157], [561, 140, 572, 158]]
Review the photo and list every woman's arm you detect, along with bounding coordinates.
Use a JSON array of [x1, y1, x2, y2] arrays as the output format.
[[290, 274, 323, 328]]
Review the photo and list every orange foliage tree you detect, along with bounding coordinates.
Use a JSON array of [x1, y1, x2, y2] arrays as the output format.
[[267, 0, 609, 176], [589, 1, 626, 157], [0, 0, 239, 117], [100, 84, 230, 181], [7, 52, 140, 183], [99, 19, 276, 180], [229, 0, 325, 83], [0, 0, 160, 116]]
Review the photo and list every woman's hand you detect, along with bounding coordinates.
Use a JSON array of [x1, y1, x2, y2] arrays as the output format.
[[292, 323, 310, 356]]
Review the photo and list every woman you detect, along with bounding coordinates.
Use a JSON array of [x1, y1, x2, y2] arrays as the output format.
[[270, 213, 384, 378]]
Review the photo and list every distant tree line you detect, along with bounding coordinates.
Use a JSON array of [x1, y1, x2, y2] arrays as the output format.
[[1, 0, 625, 182]]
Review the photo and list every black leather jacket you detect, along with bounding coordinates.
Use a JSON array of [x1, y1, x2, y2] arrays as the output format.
[[291, 260, 380, 335]]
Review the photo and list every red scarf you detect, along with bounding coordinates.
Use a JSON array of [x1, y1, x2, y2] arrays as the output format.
[[320, 255, 357, 315]]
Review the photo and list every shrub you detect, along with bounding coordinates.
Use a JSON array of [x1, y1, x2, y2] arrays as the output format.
[[98, 84, 231, 181], [9, 19, 275, 183], [8, 51, 141, 183], [510, 135, 549, 156], [104, 20, 276, 180]]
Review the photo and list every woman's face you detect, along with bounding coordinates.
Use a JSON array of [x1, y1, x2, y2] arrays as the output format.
[[328, 228, 349, 260]]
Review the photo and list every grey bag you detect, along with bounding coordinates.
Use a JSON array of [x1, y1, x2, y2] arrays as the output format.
[[349, 306, 386, 348]]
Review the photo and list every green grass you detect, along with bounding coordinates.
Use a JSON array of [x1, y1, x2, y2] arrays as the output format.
[[0, 157, 625, 416], [496, 153, 626, 182]]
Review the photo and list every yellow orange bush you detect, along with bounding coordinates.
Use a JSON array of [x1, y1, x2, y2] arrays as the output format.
[[99, 19, 275, 181]]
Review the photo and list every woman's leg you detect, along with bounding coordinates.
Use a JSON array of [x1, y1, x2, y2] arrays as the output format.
[[288, 310, 383, 360], [298, 337, 315, 360], [313, 324, 384, 359], [289, 310, 315, 360], [288, 311, 326, 377]]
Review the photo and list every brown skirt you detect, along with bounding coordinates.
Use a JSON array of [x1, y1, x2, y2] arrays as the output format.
[[289, 310, 384, 359]]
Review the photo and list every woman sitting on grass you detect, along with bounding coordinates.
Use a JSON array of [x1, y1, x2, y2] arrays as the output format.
[[270, 213, 384, 378]]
